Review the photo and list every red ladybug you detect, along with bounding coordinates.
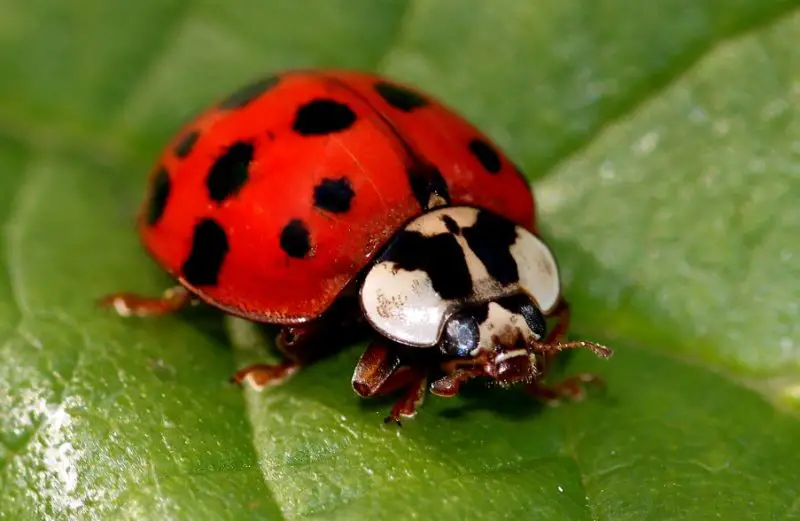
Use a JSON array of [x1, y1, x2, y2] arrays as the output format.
[[102, 70, 612, 423]]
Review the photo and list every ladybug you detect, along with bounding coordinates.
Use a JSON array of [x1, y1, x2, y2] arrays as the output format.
[[102, 70, 612, 423]]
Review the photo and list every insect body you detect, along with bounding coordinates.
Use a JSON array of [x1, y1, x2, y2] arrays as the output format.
[[102, 69, 612, 423]]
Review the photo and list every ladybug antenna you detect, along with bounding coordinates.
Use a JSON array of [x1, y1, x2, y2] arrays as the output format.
[[530, 339, 613, 359]]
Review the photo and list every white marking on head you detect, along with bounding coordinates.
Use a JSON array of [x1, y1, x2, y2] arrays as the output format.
[[477, 302, 538, 352]]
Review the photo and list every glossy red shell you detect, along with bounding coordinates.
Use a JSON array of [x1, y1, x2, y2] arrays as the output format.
[[139, 70, 535, 324]]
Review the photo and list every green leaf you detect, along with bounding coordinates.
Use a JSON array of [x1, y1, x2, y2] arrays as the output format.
[[1, 1, 799, 519]]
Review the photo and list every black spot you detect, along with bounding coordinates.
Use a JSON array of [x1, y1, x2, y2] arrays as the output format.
[[462, 210, 519, 286], [384, 231, 472, 300], [292, 99, 357, 136], [469, 138, 502, 174], [313, 177, 355, 213], [441, 215, 461, 234], [174, 130, 200, 158], [146, 167, 170, 226], [207, 141, 253, 203], [182, 219, 229, 286], [407, 163, 451, 209], [374, 81, 428, 112], [496, 294, 546, 338], [219, 75, 280, 109], [280, 219, 311, 259]]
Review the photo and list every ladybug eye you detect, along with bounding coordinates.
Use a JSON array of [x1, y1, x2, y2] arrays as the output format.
[[440, 312, 480, 358]]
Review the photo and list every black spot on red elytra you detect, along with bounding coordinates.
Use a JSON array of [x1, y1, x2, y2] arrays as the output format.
[[146, 167, 170, 226], [182, 219, 229, 286], [383, 231, 472, 300], [219, 75, 280, 109], [314, 177, 355, 213], [375, 81, 428, 112], [292, 99, 356, 136], [174, 130, 200, 158], [280, 219, 311, 259], [468, 138, 502, 174], [461, 210, 519, 286], [207, 141, 253, 203], [407, 163, 450, 210]]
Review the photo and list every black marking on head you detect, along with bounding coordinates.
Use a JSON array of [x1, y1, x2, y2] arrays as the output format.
[[407, 163, 451, 209], [207, 141, 253, 203], [313, 177, 355, 213], [441, 215, 461, 234], [385, 231, 471, 300], [496, 294, 546, 338], [472, 301, 490, 323], [462, 210, 519, 286], [182, 219, 229, 286], [280, 219, 311, 259], [375, 81, 428, 112], [292, 99, 357, 136], [174, 130, 200, 158], [469, 138, 502, 174], [219, 75, 280, 109], [146, 167, 170, 226]]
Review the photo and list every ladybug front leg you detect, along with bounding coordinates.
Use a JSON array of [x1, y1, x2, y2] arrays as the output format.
[[381, 367, 428, 425], [351, 341, 401, 397], [99, 286, 192, 317], [351, 342, 429, 425]]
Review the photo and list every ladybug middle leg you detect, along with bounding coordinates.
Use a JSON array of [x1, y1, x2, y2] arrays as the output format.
[[233, 295, 367, 390], [230, 321, 336, 390], [525, 300, 609, 404], [99, 286, 193, 317]]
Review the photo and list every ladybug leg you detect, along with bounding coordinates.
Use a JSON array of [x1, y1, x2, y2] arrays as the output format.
[[526, 373, 605, 404], [230, 361, 300, 391], [545, 299, 571, 344], [379, 366, 429, 425], [351, 342, 430, 425], [98, 286, 192, 317], [230, 322, 327, 391], [427, 355, 488, 397], [233, 296, 367, 392], [429, 368, 485, 397], [524, 302, 612, 404], [351, 341, 402, 397]]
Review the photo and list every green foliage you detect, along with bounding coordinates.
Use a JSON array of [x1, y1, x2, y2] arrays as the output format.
[[0, 1, 798, 519]]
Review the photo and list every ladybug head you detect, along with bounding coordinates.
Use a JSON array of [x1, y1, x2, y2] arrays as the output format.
[[438, 293, 547, 383]]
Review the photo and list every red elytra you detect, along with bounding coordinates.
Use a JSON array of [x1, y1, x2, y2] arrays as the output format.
[[139, 69, 535, 324]]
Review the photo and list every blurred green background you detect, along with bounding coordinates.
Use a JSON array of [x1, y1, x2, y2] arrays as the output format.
[[1, 1, 799, 519]]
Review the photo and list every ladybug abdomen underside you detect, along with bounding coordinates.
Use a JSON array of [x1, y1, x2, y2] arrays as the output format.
[[139, 70, 535, 324]]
